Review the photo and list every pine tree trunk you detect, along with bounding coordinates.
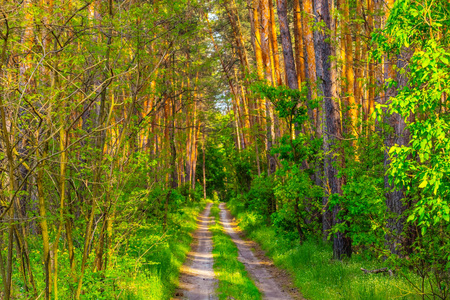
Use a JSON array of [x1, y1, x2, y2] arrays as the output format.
[[327, 0, 352, 258], [293, 0, 305, 85], [383, 0, 408, 256], [268, 0, 282, 86], [202, 129, 207, 200], [276, 0, 298, 90], [313, 0, 333, 241]]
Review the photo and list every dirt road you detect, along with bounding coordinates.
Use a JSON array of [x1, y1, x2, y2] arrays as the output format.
[[173, 203, 301, 300], [219, 203, 298, 300], [174, 203, 218, 300]]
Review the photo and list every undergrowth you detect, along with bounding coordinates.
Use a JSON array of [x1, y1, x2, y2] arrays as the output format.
[[18, 199, 206, 300], [210, 203, 261, 300], [116, 200, 205, 299], [228, 199, 422, 300]]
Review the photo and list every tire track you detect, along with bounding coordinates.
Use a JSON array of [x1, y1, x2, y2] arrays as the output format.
[[218, 203, 301, 300], [173, 203, 218, 300]]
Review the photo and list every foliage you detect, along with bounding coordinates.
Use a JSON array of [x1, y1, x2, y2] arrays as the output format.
[[327, 134, 386, 251], [330, 174, 385, 249], [251, 82, 310, 128], [228, 202, 424, 300], [374, 0, 450, 297], [385, 0, 450, 231], [273, 164, 323, 239], [245, 174, 275, 220]]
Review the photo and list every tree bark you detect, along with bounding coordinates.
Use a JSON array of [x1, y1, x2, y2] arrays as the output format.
[[313, 0, 333, 241], [340, 0, 357, 136], [325, 0, 352, 258], [268, 0, 282, 86], [303, 0, 319, 135], [383, 0, 408, 256], [293, 0, 306, 86], [202, 129, 207, 200], [259, 0, 273, 84], [276, 0, 298, 90]]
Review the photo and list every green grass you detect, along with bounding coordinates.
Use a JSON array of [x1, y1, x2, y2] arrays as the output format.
[[10, 200, 205, 300], [119, 201, 206, 299], [228, 203, 423, 300], [210, 203, 262, 300]]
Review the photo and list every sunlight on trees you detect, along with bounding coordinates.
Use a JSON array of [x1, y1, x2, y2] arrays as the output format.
[[0, 0, 449, 298]]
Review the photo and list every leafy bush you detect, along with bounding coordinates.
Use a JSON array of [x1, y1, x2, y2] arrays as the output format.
[[246, 174, 275, 221]]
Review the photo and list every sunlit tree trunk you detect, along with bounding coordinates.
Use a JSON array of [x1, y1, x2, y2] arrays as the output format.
[[340, 0, 357, 137], [293, 0, 306, 86], [367, 0, 375, 129], [202, 128, 207, 200], [245, 0, 263, 174], [302, 0, 319, 135], [268, 0, 282, 86], [249, 0, 267, 133], [258, 0, 277, 175], [354, 0, 364, 133], [259, 0, 273, 84]]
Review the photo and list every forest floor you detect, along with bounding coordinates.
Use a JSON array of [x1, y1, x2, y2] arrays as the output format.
[[173, 202, 302, 300]]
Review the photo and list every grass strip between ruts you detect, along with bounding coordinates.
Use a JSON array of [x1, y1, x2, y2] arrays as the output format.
[[210, 203, 262, 300]]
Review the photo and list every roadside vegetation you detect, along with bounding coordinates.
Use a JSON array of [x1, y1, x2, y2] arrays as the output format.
[[229, 199, 423, 300], [24, 191, 205, 300], [118, 200, 205, 299]]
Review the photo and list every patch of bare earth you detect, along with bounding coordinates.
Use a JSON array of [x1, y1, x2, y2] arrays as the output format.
[[218, 203, 304, 300], [173, 203, 218, 300]]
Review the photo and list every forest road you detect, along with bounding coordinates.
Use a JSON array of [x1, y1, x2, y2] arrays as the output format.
[[218, 203, 302, 300], [173, 203, 218, 300]]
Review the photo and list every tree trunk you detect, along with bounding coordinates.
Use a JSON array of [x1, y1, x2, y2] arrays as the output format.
[[367, 0, 375, 130], [258, 0, 277, 175], [354, 0, 363, 133], [340, 0, 357, 136], [383, 0, 408, 256], [268, 0, 282, 86], [202, 129, 207, 200], [326, 0, 352, 258], [313, 0, 333, 241], [293, 0, 306, 86], [302, 0, 319, 135], [259, 0, 273, 84], [248, 0, 265, 80], [276, 0, 298, 90]]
